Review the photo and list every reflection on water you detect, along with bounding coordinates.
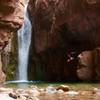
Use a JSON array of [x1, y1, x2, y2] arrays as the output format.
[[5, 80, 41, 88], [17, 83, 28, 88]]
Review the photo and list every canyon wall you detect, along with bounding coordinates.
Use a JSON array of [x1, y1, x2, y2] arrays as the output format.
[[0, 0, 100, 82], [28, 0, 100, 81], [0, 0, 24, 82]]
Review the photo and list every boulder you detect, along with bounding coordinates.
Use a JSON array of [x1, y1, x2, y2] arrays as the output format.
[[77, 51, 94, 81], [77, 48, 100, 81], [56, 85, 70, 92]]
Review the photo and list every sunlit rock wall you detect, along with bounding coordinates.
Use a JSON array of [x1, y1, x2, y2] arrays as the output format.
[[0, 0, 24, 50], [0, 0, 24, 82]]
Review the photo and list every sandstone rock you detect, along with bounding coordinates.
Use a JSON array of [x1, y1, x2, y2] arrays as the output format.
[[0, 54, 6, 83], [77, 67, 93, 81], [28, 0, 100, 81], [15, 89, 25, 94], [27, 89, 40, 97], [0, 86, 100, 100], [31, 97, 40, 100], [0, 0, 24, 51], [79, 90, 93, 96], [17, 96, 26, 100], [0, 0, 24, 29], [28, 0, 100, 53], [45, 86, 57, 94], [0, 0, 24, 83], [77, 48, 100, 81], [0, 87, 13, 93], [56, 85, 70, 92], [77, 51, 94, 81], [93, 88, 100, 95], [93, 48, 100, 81], [1, 39, 12, 80], [65, 91, 79, 96], [9, 92, 18, 99], [57, 89, 64, 93]]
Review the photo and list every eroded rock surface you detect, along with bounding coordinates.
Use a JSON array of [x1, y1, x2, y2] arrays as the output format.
[[77, 48, 100, 81], [77, 51, 94, 81], [0, 0, 24, 82], [28, 0, 100, 53], [28, 0, 100, 81], [0, 0, 24, 51]]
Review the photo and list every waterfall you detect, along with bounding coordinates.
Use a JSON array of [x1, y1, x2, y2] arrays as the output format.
[[17, 1, 31, 82]]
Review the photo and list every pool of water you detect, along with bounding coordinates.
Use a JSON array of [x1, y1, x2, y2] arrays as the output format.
[[4, 81, 100, 90]]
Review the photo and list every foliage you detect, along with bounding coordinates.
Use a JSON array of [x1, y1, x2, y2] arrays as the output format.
[[6, 33, 17, 80], [6, 53, 16, 80]]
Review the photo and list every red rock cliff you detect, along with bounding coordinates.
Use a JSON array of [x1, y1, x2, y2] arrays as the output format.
[[0, 0, 24, 82], [0, 0, 24, 51], [28, 0, 100, 53], [28, 0, 100, 81]]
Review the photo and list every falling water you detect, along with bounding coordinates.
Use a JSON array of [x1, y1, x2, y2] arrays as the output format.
[[17, 1, 31, 82]]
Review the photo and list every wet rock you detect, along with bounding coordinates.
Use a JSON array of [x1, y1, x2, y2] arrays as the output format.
[[32, 89, 40, 96], [9, 92, 18, 99], [0, 87, 7, 92], [18, 96, 26, 100], [80, 90, 93, 96], [26, 87, 40, 97], [57, 89, 64, 93], [0, 0, 24, 29], [56, 85, 70, 92], [15, 89, 25, 94], [65, 91, 79, 96], [45, 86, 57, 94], [93, 88, 100, 95], [29, 96, 40, 100], [0, 87, 12, 93]]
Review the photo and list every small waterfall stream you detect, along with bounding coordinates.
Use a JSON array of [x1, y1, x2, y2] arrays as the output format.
[[17, 1, 31, 82]]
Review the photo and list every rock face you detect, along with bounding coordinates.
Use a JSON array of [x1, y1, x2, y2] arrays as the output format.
[[0, 55, 6, 83], [0, 0, 24, 82], [0, 0, 24, 51], [77, 48, 100, 81], [28, 0, 100, 81], [77, 51, 94, 81], [93, 48, 100, 81], [28, 0, 100, 53]]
